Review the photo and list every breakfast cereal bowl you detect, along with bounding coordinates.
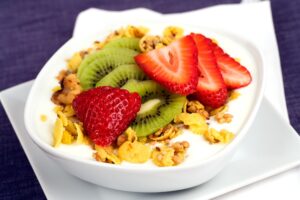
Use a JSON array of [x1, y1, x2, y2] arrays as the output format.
[[24, 22, 264, 192]]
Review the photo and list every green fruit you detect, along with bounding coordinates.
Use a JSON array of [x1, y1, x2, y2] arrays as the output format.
[[104, 38, 141, 52], [122, 80, 186, 137], [96, 64, 147, 88], [77, 47, 138, 90]]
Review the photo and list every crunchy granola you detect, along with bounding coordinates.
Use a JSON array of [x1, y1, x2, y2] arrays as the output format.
[[148, 124, 181, 141], [151, 141, 189, 167], [215, 112, 233, 124], [139, 35, 165, 52], [52, 72, 82, 105], [124, 25, 149, 38], [185, 100, 209, 119]]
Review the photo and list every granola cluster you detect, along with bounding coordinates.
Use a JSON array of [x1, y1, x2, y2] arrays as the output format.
[[152, 141, 189, 167], [51, 71, 82, 105], [139, 26, 184, 52]]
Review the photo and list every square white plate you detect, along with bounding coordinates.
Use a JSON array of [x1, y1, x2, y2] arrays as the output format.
[[1, 81, 300, 200]]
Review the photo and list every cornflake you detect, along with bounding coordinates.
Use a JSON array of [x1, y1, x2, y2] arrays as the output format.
[[74, 123, 84, 144], [53, 118, 64, 147], [57, 111, 68, 126], [228, 91, 240, 101], [204, 128, 234, 144], [94, 145, 121, 164], [67, 52, 82, 72], [174, 113, 208, 135], [63, 105, 76, 117], [61, 130, 74, 144], [118, 141, 151, 163], [162, 26, 184, 45], [210, 105, 228, 116], [52, 85, 62, 92], [118, 128, 151, 163]]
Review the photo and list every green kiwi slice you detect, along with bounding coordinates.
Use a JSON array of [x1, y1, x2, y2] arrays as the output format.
[[95, 64, 147, 88], [77, 47, 138, 90], [122, 80, 186, 137], [104, 38, 141, 52]]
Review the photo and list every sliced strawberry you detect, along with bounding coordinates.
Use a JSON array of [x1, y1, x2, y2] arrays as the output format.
[[210, 40, 252, 89], [134, 35, 198, 95], [73, 87, 141, 146], [191, 33, 228, 108]]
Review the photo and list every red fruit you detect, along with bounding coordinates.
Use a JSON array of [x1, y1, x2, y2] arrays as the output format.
[[210, 39, 252, 89], [191, 33, 228, 108], [73, 86, 111, 123], [73, 87, 141, 146], [134, 35, 199, 95]]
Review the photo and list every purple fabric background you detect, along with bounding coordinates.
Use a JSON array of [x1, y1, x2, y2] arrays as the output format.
[[0, 0, 299, 199]]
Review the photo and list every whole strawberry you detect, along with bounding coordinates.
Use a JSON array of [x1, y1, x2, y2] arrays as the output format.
[[73, 86, 141, 146]]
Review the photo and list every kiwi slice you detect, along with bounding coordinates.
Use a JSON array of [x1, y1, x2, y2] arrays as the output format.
[[96, 64, 147, 88], [77, 47, 138, 90], [122, 80, 186, 137], [104, 38, 141, 52]]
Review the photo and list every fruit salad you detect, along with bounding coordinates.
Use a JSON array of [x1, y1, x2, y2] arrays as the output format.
[[49, 25, 252, 167]]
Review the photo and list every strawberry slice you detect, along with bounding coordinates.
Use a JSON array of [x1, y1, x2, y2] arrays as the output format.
[[210, 40, 252, 89], [191, 33, 228, 108], [73, 87, 141, 146], [134, 35, 198, 95]]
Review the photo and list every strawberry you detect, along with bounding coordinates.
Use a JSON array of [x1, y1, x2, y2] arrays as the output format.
[[134, 35, 199, 95], [73, 87, 141, 146], [191, 33, 228, 108], [73, 86, 111, 123], [210, 39, 252, 89]]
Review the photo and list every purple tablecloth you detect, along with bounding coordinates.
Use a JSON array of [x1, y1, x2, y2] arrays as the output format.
[[0, 0, 299, 199]]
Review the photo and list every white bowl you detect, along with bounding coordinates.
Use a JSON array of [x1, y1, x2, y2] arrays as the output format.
[[24, 22, 264, 192]]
